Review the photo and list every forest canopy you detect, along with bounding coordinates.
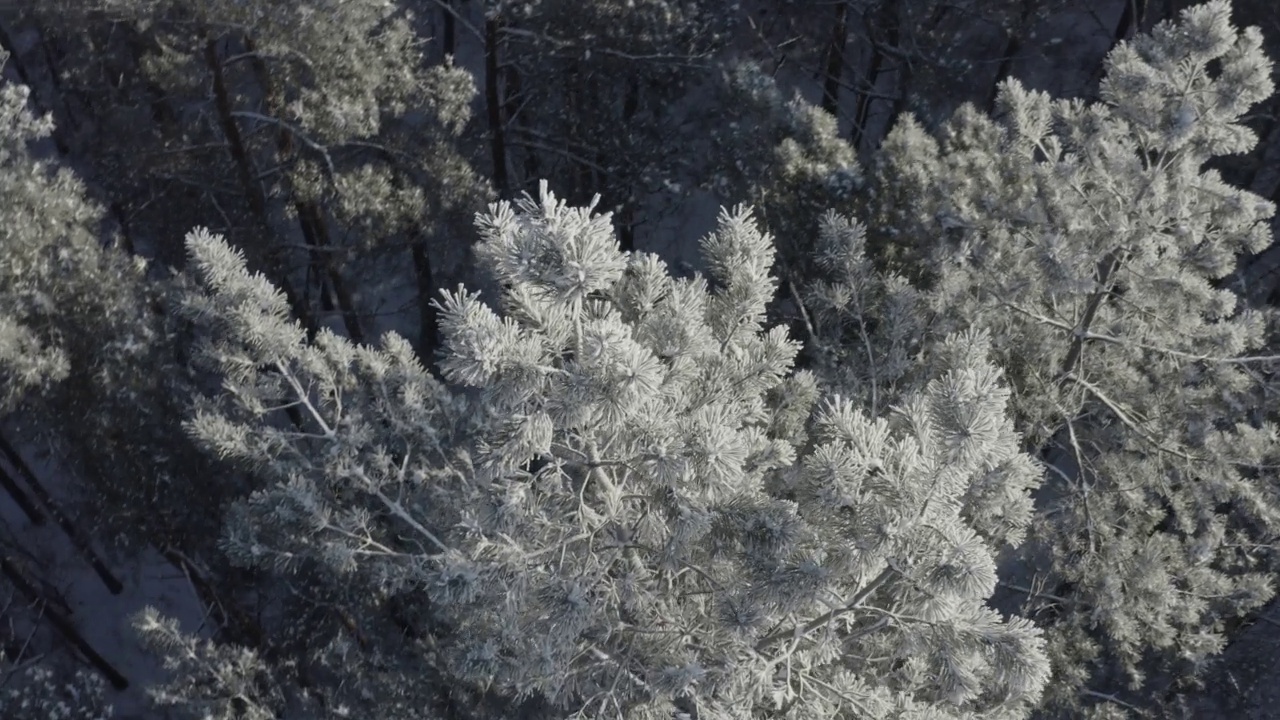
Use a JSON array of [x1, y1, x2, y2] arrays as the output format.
[[1, 2, 1280, 719]]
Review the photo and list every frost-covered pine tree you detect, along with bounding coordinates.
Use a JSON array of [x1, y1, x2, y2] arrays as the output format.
[[0, 63, 226, 553], [16, 0, 491, 355], [702, 61, 864, 293], [0, 69, 69, 406], [166, 183, 1049, 718], [805, 1, 1280, 709]]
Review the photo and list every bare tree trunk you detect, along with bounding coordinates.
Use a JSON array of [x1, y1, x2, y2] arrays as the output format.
[[851, 0, 899, 151], [1059, 250, 1124, 379], [985, 0, 1035, 112], [0, 434, 122, 595], [296, 202, 365, 344], [441, 0, 456, 58], [241, 37, 366, 345], [203, 37, 316, 337], [1, 554, 129, 690], [411, 232, 441, 367], [1113, 0, 1148, 42], [821, 1, 849, 116], [485, 16, 509, 198], [160, 547, 264, 648], [0, 463, 44, 526], [504, 62, 540, 191]]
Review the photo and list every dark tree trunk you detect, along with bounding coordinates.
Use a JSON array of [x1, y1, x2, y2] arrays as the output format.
[[985, 1, 1035, 112], [821, 1, 850, 116], [1113, 0, 1148, 42], [441, 0, 456, 57], [0, 463, 45, 527], [504, 62, 540, 189], [851, 0, 899, 151], [203, 37, 316, 338], [160, 547, 265, 648], [485, 17, 509, 198], [295, 202, 366, 345], [1, 554, 129, 690], [411, 233, 441, 367], [0, 435, 122, 595], [241, 37, 365, 346]]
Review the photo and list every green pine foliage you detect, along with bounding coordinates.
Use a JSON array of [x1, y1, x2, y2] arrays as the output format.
[[166, 183, 1048, 718]]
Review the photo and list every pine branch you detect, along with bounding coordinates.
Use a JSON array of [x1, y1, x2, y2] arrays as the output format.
[[1061, 372, 1202, 462], [754, 566, 896, 653]]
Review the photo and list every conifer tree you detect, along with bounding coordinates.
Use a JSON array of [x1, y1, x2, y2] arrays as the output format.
[[798, 1, 1280, 709], [0, 64, 227, 554], [162, 184, 1049, 718], [701, 61, 865, 321], [16, 0, 491, 354]]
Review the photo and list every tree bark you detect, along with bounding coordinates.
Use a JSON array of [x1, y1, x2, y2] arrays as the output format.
[[0, 434, 122, 595], [296, 201, 366, 344], [160, 547, 264, 648], [485, 16, 509, 198], [985, 0, 1035, 112], [851, 0, 899, 151], [1058, 250, 1124, 380], [203, 37, 316, 337], [0, 462, 45, 527], [411, 231, 441, 366], [1, 553, 129, 690], [240, 37, 366, 346], [1113, 0, 1148, 43], [820, 1, 850, 116], [441, 0, 456, 58]]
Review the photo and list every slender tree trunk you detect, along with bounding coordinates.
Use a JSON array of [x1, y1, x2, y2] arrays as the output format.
[[569, 62, 594, 204], [617, 203, 636, 253], [296, 201, 365, 344], [203, 37, 316, 337], [1113, 0, 1147, 42], [985, 0, 1035, 112], [0, 435, 122, 595], [821, 1, 849, 116], [503, 59, 540, 190], [1058, 250, 1124, 380], [160, 547, 264, 648], [851, 0, 899, 151], [485, 16, 509, 198], [119, 24, 179, 131], [1, 554, 129, 689], [441, 0, 456, 58], [0, 463, 44, 526], [241, 37, 366, 345], [108, 202, 136, 254], [411, 232, 441, 367]]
